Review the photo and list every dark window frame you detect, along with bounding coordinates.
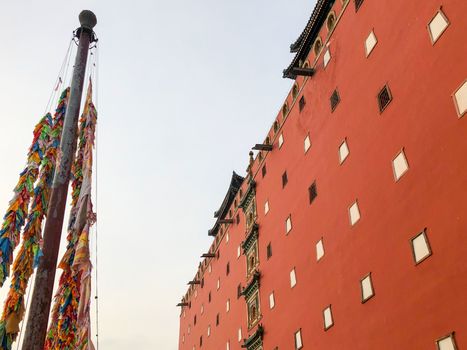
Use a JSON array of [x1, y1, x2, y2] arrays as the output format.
[[266, 243, 272, 259], [355, 0, 364, 11], [330, 89, 340, 112], [377, 84, 393, 113], [299, 96, 306, 112], [309, 181, 318, 204], [282, 171, 288, 188]]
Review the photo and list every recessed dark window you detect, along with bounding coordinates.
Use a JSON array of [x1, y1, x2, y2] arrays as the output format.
[[226, 262, 230, 276], [282, 171, 288, 188], [282, 104, 289, 118], [194, 315, 197, 325], [327, 13, 336, 31], [309, 181, 318, 204], [262, 165, 267, 178], [378, 84, 392, 113], [292, 84, 299, 99], [330, 89, 340, 112], [273, 121, 279, 133], [237, 284, 242, 299], [208, 292, 211, 303], [299, 96, 306, 112], [267, 243, 272, 259], [236, 214, 240, 224], [217, 250, 220, 260], [355, 0, 364, 11], [200, 336, 203, 347], [314, 38, 323, 55], [216, 313, 220, 326], [201, 278, 204, 288]]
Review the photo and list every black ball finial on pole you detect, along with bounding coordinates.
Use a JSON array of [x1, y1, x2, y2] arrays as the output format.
[[79, 10, 97, 31]]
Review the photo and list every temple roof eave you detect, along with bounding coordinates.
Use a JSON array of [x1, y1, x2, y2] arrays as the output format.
[[283, 0, 335, 79]]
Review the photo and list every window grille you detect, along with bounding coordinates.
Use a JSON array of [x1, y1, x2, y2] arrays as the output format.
[[299, 96, 306, 112], [330, 89, 340, 112], [355, 0, 364, 11], [378, 85, 392, 113], [309, 181, 318, 204], [282, 171, 288, 188]]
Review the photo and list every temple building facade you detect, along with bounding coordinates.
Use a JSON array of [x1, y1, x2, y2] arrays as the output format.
[[178, 0, 467, 349]]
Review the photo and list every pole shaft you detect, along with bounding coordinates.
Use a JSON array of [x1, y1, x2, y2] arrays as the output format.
[[21, 29, 92, 350]]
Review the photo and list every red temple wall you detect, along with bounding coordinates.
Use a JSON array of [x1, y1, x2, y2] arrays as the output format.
[[179, 0, 467, 348]]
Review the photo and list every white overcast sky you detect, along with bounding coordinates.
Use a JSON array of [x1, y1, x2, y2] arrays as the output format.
[[0, 1, 313, 348]]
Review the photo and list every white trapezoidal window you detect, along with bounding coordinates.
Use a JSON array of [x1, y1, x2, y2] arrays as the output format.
[[393, 149, 409, 181], [437, 333, 457, 350], [411, 230, 432, 264], [323, 305, 334, 330], [365, 30, 377, 57], [290, 268, 297, 288], [428, 10, 449, 44], [324, 48, 331, 67], [349, 201, 361, 226], [304, 135, 311, 153], [454, 80, 467, 117], [339, 139, 349, 163], [269, 292, 275, 309], [316, 239, 325, 261], [360, 273, 374, 302]]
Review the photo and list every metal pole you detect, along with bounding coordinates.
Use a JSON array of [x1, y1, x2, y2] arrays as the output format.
[[21, 11, 97, 350]]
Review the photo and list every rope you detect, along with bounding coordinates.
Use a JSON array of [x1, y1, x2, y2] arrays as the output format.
[[44, 37, 73, 114], [15, 272, 34, 350], [93, 43, 100, 350]]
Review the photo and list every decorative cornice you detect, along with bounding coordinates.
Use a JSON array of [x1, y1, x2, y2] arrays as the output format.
[[241, 325, 264, 350], [242, 270, 261, 299], [242, 223, 259, 253], [208, 171, 245, 237], [239, 180, 256, 210], [283, 0, 336, 79]]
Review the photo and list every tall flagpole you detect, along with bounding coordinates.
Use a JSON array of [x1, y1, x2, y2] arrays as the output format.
[[21, 10, 97, 350]]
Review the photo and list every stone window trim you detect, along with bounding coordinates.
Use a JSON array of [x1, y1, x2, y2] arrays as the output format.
[[246, 290, 262, 330], [295, 328, 303, 350], [392, 148, 409, 182], [360, 272, 375, 303], [410, 228, 433, 266], [323, 305, 334, 331], [436, 332, 458, 350], [290, 267, 297, 288], [428, 8, 450, 45], [269, 291, 275, 309], [365, 29, 378, 58], [316, 237, 325, 262], [323, 48, 331, 69], [453, 79, 467, 118], [349, 200, 361, 226], [339, 138, 350, 164], [304, 134, 311, 153]]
